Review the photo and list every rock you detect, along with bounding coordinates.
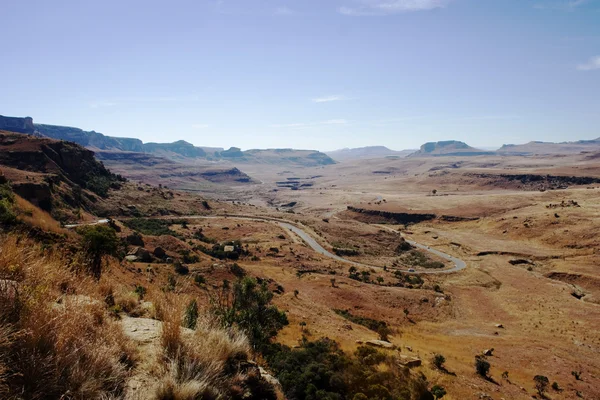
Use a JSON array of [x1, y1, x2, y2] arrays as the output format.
[[365, 340, 395, 349], [125, 255, 138, 262], [399, 355, 422, 368], [127, 247, 152, 263], [495, 323, 504, 328], [153, 247, 166, 259], [342, 324, 353, 330], [258, 366, 282, 391], [405, 345, 413, 352], [482, 348, 494, 356], [121, 317, 162, 343]]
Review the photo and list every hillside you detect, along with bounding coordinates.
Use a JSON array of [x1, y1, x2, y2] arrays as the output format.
[[0, 130, 123, 218], [497, 138, 600, 155], [326, 146, 415, 161], [410, 140, 493, 157]]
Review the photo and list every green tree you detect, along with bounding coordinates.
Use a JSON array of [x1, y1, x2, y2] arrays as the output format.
[[534, 375, 549, 397], [212, 277, 288, 351], [79, 225, 119, 279], [431, 385, 446, 399]]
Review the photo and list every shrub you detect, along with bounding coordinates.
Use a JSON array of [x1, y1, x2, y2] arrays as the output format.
[[211, 277, 289, 352], [183, 299, 199, 330], [194, 274, 206, 285], [475, 356, 490, 377], [534, 375, 549, 397], [123, 218, 180, 237], [264, 337, 433, 400], [174, 261, 189, 275], [431, 384, 447, 399], [230, 263, 246, 277], [552, 381, 561, 391], [78, 225, 120, 279], [0, 183, 17, 226], [432, 354, 446, 370]]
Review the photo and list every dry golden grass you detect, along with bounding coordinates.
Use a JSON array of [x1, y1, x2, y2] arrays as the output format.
[[13, 195, 68, 235], [0, 235, 136, 399], [148, 293, 274, 400]]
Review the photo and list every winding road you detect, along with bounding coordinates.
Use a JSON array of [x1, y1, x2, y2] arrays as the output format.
[[66, 215, 466, 274]]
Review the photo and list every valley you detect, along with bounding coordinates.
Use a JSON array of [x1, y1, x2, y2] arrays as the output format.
[[1, 122, 600, 399]]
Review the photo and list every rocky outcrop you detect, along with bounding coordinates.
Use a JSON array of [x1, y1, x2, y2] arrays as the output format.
[[410, 140, 493, 157], [0, 115, 35, 134], [347, 206, 436, 225]]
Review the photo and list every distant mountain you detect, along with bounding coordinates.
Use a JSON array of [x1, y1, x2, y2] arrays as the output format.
[[410, 140, 493, 157], [326, 146, 415, 161], [0, 115, 336, 167], [497, 138, 600, 155]]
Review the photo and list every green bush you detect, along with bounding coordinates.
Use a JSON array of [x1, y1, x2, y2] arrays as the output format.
[[123, 218, 180, 237], [0, 183, 16, 225], [211, 277, 288, 351], [78, 225, 119, 279], [264, 338, 432, 400]]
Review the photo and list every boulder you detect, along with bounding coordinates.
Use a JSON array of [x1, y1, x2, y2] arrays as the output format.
[[364, 340, 395, 349], [399, 355, 422, 368], [482, 348, 494, 356]]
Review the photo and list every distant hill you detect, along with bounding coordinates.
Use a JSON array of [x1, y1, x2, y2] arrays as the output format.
[[410, 140, 493, 157], [326, 146, 415, 161], [0, 115, 335, 167], [497, 139, 600, 155]]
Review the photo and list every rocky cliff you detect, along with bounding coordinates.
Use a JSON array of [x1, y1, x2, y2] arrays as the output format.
[[0, 130, 123, 216], [0, 115, 35, 134]]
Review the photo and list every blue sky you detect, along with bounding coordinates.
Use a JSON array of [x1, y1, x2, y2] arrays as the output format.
[[1, 0, 599, 151]]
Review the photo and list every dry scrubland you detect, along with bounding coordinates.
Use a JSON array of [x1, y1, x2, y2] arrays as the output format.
[[2, 143, 600, 399]]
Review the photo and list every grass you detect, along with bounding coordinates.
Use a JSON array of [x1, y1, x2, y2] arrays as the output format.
[[152, 294, 276, 399], [0, 235, 136, 399]]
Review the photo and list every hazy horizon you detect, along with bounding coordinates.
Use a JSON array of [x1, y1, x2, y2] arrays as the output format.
[[2, 0, 599, 151]]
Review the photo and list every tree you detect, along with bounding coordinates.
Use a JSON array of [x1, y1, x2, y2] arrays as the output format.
[[432, 189, 437, 195], [376, 276, 384, 285], [432, 354, 446, 370], [534, 375, 549, 397], [475, 356, 490, 378], [79, 225, 119, 279], [431, 385, 446, 399]]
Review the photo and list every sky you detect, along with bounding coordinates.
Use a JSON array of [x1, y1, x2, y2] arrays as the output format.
[[1, 0, 599, 151]]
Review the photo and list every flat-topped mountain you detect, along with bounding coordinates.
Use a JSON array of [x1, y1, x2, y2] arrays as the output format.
[[0, 115, 335, 167], [410, 140, 493, 157], [326, 146, 415, 161], [497, 138, 600, 155]]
